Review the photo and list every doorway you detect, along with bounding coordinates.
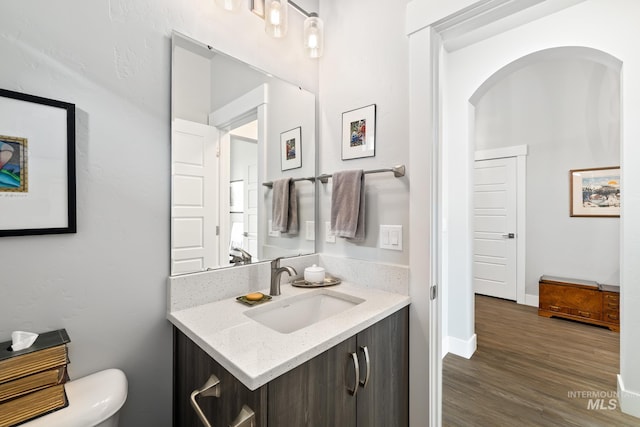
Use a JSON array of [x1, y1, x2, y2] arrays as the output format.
[[472, 156, 517, 301], [405, 0, 640, 424], [434, 6, 627, 427]]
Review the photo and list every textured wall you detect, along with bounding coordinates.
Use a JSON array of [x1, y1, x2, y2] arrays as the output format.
[[0, 1, 316, 426]]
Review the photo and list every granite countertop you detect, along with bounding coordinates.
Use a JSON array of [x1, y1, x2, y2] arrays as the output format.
[[167, 282, 410, 390]]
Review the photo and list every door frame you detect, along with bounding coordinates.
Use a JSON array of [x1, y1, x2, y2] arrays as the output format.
[[474, 145, 528, 305], [406, 1, 587, 425], [209, 84, 268, 265]]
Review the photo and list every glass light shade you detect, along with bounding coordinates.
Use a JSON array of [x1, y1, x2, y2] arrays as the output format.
[[304, 13, 324, 58], [265, 0, 288, 38], [215, 0, 241, 12]]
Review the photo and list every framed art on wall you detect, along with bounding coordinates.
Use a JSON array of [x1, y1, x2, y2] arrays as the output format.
[[280, 126, 302, 171], [570, 166, 620, 217], [342, 104, 376, 160], [0, 88, 76, 236]]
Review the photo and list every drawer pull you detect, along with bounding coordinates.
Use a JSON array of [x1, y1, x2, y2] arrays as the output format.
[[347, 352, 360, 397], [607, 314, 619, 320], [359, 346, 371, 389], [549, 305, 561, 312], [190, 374, 221, 427], [578, 311, 591, 318], [608, 303, 619, 309]]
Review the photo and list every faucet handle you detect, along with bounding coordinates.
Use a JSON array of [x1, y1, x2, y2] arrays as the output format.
[[271, 257, 284, 268]]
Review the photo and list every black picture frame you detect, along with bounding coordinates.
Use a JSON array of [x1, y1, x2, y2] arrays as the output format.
[[0, 88, 76, 237]]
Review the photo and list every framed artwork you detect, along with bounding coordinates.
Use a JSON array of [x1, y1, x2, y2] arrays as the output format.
[[250, 0, 265, 18], [0, 88, 76, 236], [230, 180, 244, 213], [280, 126, 302, 171], [570, 166, 620, 217], [342, 104, 376, 160]]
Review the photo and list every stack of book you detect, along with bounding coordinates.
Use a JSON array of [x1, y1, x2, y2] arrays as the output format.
[[0, 330, 71, 427]]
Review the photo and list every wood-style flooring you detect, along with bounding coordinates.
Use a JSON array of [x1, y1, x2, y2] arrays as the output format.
[[443, 294, 639, 427]]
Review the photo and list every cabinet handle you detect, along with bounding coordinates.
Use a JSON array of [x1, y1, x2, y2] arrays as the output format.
[[359, 346, 371, 389], [230, 405, 256, 427], [607, 314, 619, 320], [347, 352, 360, 397], [190, 374, 221, 427], [578, 311, 591, 318], [549, 305, 561, 312]]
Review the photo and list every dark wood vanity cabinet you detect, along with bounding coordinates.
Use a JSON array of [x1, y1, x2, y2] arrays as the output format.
[[173, 330, 268, 427], [173, 307, 409, 427], [269, 307, 409, 427]]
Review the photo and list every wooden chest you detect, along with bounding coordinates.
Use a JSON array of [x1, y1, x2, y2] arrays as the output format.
[[538, 275, 619, 332]]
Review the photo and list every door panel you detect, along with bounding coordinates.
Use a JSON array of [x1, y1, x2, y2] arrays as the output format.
[[171, 119, 219, 274], [473, 157, 517, 300]]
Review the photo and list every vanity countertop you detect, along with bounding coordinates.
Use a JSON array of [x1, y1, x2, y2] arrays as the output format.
[[167, 282, 410, 390]]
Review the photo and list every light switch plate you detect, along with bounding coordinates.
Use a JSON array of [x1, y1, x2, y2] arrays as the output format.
[[325, 221, 336, 243], [306, 221, 315, 241], [268, 220, 280, 237], [380, 225, 403, 250]]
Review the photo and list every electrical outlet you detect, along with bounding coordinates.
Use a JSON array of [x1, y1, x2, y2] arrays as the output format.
[[306, 221, 315, 241], [380, 225, 403, 250], [325, 221, 336, 243]]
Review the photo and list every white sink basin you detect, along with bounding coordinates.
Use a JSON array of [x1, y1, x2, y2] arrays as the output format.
[[245, 289, 365, 334]]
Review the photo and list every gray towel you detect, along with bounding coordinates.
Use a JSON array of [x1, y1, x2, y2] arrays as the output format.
[[331, 170, 365, 241], [272, 178, 299, 234]]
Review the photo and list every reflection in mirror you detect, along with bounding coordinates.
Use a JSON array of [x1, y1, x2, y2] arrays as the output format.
[[170, 31, 316, 276]]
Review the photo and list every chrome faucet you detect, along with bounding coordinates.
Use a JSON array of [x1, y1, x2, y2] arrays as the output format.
[[270, 257, 297, 296], [230, 247, 252, 265]]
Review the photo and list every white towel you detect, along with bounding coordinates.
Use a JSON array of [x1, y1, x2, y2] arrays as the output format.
[[272, 178, 298, 234], [330, 170, 365, 241]]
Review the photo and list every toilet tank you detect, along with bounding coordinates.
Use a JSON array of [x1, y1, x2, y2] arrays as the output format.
[[22, 369, 128, 427]]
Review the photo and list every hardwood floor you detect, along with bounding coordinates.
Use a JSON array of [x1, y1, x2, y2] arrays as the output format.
[[443, 294, 639, 427]]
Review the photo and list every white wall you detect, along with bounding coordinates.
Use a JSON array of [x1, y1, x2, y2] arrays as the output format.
[[0, 2, 317, 426], [474, 57, 621, 295], [318, 0, 411, 265], [441, 0, 640, 417], [173, 43, 212, 124]]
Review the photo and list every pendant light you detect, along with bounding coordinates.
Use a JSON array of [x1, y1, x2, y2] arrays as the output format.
[[303, 13, 323, 58], [265, 0, 289, 38]]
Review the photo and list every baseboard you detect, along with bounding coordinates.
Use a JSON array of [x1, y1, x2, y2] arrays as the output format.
[[441, 336, 450, 359], [525, 294, 539, 307], [618, 375, 640, 418], [447, 334, 477, 359]]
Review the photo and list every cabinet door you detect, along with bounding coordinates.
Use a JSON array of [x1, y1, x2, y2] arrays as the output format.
[[356, 307, 409, 427], [268, 335, 358, 427], [173, 328, 267, 427]]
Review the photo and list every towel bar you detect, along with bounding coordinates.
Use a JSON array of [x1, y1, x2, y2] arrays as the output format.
[[262, 176, 316, 188], [318, 164, 406, 184]]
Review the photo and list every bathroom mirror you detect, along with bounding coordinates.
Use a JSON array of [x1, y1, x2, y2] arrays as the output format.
[[171, 31, 316, 276]]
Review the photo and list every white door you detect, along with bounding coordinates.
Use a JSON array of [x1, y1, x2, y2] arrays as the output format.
[[244, 163, 259, 258], [171, 119, 219, 275], [473, 157, 517, 300]]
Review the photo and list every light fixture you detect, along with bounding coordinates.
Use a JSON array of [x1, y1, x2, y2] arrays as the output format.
[[217, 0, 324, 58], [265, 0, 289, 38], [303, 13, 323, 58]]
